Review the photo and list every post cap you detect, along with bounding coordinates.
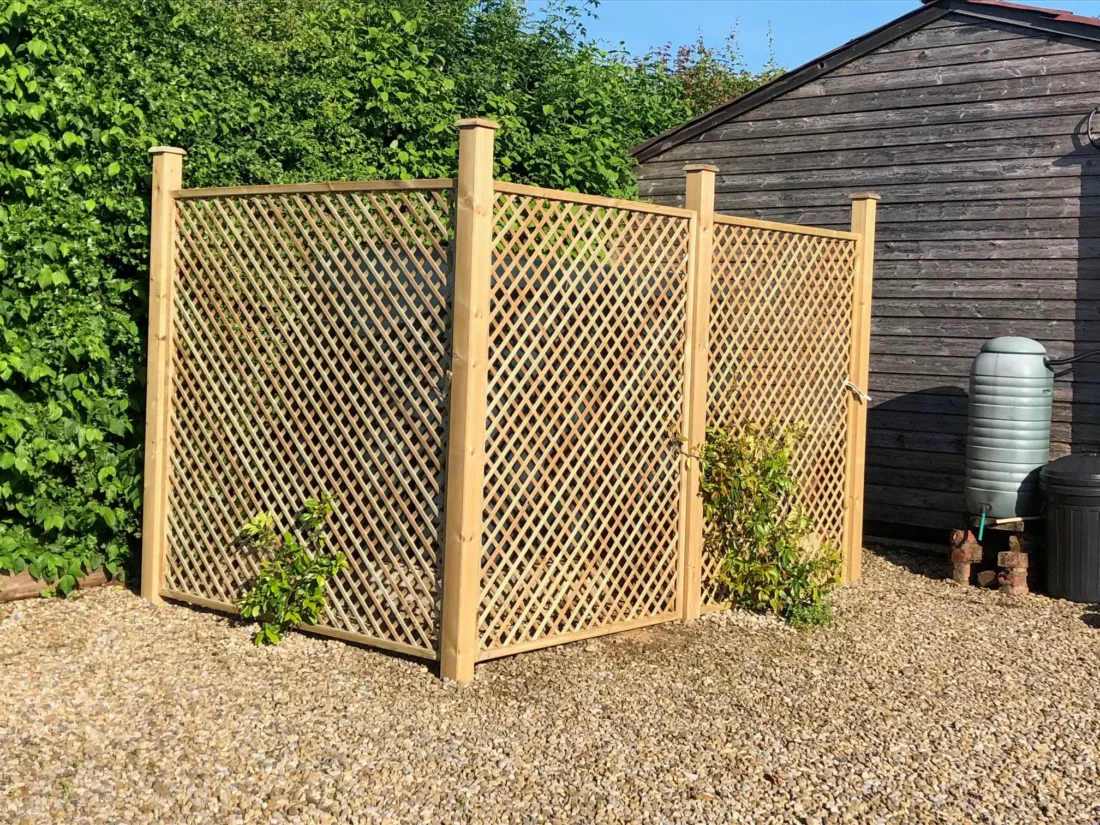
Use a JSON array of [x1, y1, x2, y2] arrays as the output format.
[[148, 146, 187, 157], [455, 118, 501, 131], [683, 163, 719, 173], [849, 192, 881, 201]]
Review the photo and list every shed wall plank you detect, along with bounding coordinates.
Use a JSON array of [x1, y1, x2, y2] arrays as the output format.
[[786, 50, 1099, 99], [831, 31, 1091, 73], [661, 115, 1090, 162], [680, 92, 1100, 145], [640, 137, 1087, 178]]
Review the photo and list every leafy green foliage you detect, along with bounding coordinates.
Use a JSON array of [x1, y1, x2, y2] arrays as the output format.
[[649, 27, 783, 116], [786, 599, 834, 630], [437, 2, 688, 194], [236, 493, 346, 646], [688, 422, 840, 622], [1, 0, 150, 586], [0, 0, 778, 588]]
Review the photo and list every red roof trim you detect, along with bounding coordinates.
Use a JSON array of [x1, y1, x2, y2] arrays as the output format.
[[924, 0, 1100, 29]]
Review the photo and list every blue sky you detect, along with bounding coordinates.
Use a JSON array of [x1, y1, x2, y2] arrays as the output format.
[[530, 0, 1100, 70]]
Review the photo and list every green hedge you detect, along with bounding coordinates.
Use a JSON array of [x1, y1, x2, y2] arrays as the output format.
[[0, 0, 699, 589]]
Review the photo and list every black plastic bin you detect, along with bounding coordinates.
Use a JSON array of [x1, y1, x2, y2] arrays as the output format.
[[1040, 454, 1100, 603]]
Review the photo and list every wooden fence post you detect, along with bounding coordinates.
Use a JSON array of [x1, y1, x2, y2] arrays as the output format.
[[141, 146, 186, 605], [440, 118, 499, 682], [679, 164, 717, 620], [843, 192, 879, 583]]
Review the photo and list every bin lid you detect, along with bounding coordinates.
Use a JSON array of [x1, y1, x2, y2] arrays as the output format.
[[1040, 454, 1100, 491], [980, 336, 1048, 355]]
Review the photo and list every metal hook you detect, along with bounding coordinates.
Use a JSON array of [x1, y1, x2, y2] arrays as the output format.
[[843, 380, 871, 403]]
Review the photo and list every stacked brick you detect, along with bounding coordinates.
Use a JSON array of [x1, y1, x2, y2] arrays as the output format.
[[949, 529, 1042, 595], [950, 529, 983, 586], [997, 535, 1041, 596]]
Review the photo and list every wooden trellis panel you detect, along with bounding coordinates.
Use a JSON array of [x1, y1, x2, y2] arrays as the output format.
[[142, 130, 872, 680], [162, 182, 455, 658], [478, 183, 694, 656], [703, 217, 860, 607]]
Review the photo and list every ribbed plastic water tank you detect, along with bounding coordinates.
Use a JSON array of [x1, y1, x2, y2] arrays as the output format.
[[964, 337, 1053, 519]]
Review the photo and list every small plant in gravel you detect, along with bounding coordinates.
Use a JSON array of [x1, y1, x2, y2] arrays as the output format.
[[786, 599, 834, 630], [686, 421, 840, 623], [235, 493, 346, 646]]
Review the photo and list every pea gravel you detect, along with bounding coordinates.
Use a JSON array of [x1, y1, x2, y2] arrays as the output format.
[[3, 547, 1100, 825]]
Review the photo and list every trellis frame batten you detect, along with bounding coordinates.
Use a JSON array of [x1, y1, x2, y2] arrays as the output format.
[[141, 146, 186, 605], [842, 193, 880, 582], [679, 164, 717, 621], [439, 118, 500, 683]]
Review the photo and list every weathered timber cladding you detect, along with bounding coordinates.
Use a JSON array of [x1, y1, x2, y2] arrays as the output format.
[[636, 10, 1100, 531]]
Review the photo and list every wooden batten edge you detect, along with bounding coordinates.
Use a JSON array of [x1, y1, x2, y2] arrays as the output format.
[[160, 589, 240, 616], [159, 590, 440, 661], [174, 179, 456, 200], [714, 212, 860, 241], [492, 180, 695, 219]]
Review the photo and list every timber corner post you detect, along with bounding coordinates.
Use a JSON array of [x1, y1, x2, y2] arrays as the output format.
[[141, 146, 186, 605], [843, 192, 879, 583], [440, 118, 500, 682], [679, 164, 717, 621]]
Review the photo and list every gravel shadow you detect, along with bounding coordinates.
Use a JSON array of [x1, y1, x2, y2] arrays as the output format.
[[863, 541, 951, 581]]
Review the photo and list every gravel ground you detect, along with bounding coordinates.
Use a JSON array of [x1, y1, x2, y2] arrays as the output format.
[[3, 546, 1100, 825]]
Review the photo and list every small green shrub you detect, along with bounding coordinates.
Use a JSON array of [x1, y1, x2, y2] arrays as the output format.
[[235, 493, 346, 646], [688, 422, 840, 623], [786, 599, 834, 630]]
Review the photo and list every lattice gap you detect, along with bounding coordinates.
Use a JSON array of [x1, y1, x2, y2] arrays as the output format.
[[702, 223, 858, 607], [165, 187, 455, 656], [479, 193, 691, 653]]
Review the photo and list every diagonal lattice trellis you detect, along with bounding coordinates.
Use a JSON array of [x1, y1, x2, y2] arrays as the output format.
[[703, 218, 858, 607], [164, 184, 454, 657], [155, 171, 862, 665], [478, 190, 692, 655]]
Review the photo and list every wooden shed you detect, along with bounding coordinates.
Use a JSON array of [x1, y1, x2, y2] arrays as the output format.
[[633, 0, 1100, 535]]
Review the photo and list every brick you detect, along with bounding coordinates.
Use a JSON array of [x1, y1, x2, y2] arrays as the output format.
[[998, 569, 1029, 594], [998, 551, 1030, 569], [950, 545, 983, 564], [976, 569, 998, 588], [1009, 534, 1042, 554], [951, 529, 978, 548], [952, 562, 972, 586], [1000, 569, 1028, 586]]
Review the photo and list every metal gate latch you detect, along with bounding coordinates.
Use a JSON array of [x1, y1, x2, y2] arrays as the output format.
[[843, 380, 871, 403]]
